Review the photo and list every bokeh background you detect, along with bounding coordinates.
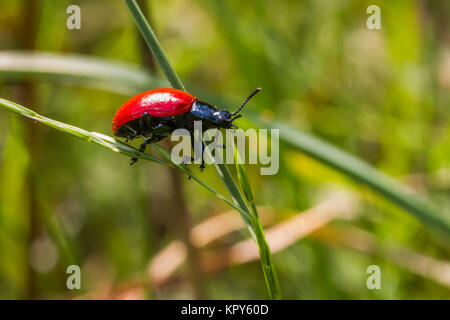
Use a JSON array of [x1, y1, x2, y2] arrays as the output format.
[[0, 0, 449, 299]]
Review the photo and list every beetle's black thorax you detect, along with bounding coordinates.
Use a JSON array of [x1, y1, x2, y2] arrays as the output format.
[[186, 100, 232, 130]]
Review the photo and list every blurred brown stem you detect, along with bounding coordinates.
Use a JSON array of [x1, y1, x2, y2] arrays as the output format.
[[19, 0, 41, 299]]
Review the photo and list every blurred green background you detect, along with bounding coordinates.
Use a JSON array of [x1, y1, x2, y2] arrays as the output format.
[[0, 0, 449, 299]]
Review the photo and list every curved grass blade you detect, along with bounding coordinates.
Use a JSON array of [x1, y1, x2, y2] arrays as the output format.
[[0, 51, 166, 95], [234, 149, 282, 299], [0, 98, 166, 164]]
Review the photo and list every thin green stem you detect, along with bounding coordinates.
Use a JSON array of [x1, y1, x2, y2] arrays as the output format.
[[234, 149, 281, 299], [125, 0, 185, 91]]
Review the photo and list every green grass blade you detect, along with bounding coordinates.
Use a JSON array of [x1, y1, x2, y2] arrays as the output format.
[[0, 51, 166, 94], [234, 149, 282, 299], [234, 150, 257, 216], [214, 162, 256, 240], [125, 0, 185, 91]]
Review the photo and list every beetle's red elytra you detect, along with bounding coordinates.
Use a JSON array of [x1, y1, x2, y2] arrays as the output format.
[[112, 88, 196, 135], [112, 87, 261, 167]]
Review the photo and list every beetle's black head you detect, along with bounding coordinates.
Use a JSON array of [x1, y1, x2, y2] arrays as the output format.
[[212, 109, 234, 128], [191, 88, 261, 129]]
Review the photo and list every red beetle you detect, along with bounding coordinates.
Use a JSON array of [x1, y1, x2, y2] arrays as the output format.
[[112, 87, 260, 167]]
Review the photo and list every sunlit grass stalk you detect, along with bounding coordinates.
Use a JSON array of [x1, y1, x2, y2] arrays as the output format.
[[234, 149, 281, 298], [125, 0, 282, 299]]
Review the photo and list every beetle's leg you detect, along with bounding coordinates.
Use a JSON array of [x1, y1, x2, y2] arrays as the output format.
[[127, 126, 140, 165], [199, 142, 206, 171], [130, 139, 152, 166], [139, 122, 171, 153], [126, 131, 138, 143], [130, 115, 169, 166], [129, 137, 155, 166], [130, 135, 163, 166], [130, 157, 138, 165], [139, 138, 152, 153], [138, 134, 165, 153], [130, 113, 150, 143], [123, 125, 138, 143], [189, 132, 205, 171], [138, 136, 152, 153]]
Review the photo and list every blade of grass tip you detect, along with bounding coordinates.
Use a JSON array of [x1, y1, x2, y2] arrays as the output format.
[[125, 0, 281, 298]]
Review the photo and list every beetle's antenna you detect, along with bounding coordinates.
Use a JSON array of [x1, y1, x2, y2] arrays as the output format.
[[230, 114, 242, 122], [231, 87, 261, 116]]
